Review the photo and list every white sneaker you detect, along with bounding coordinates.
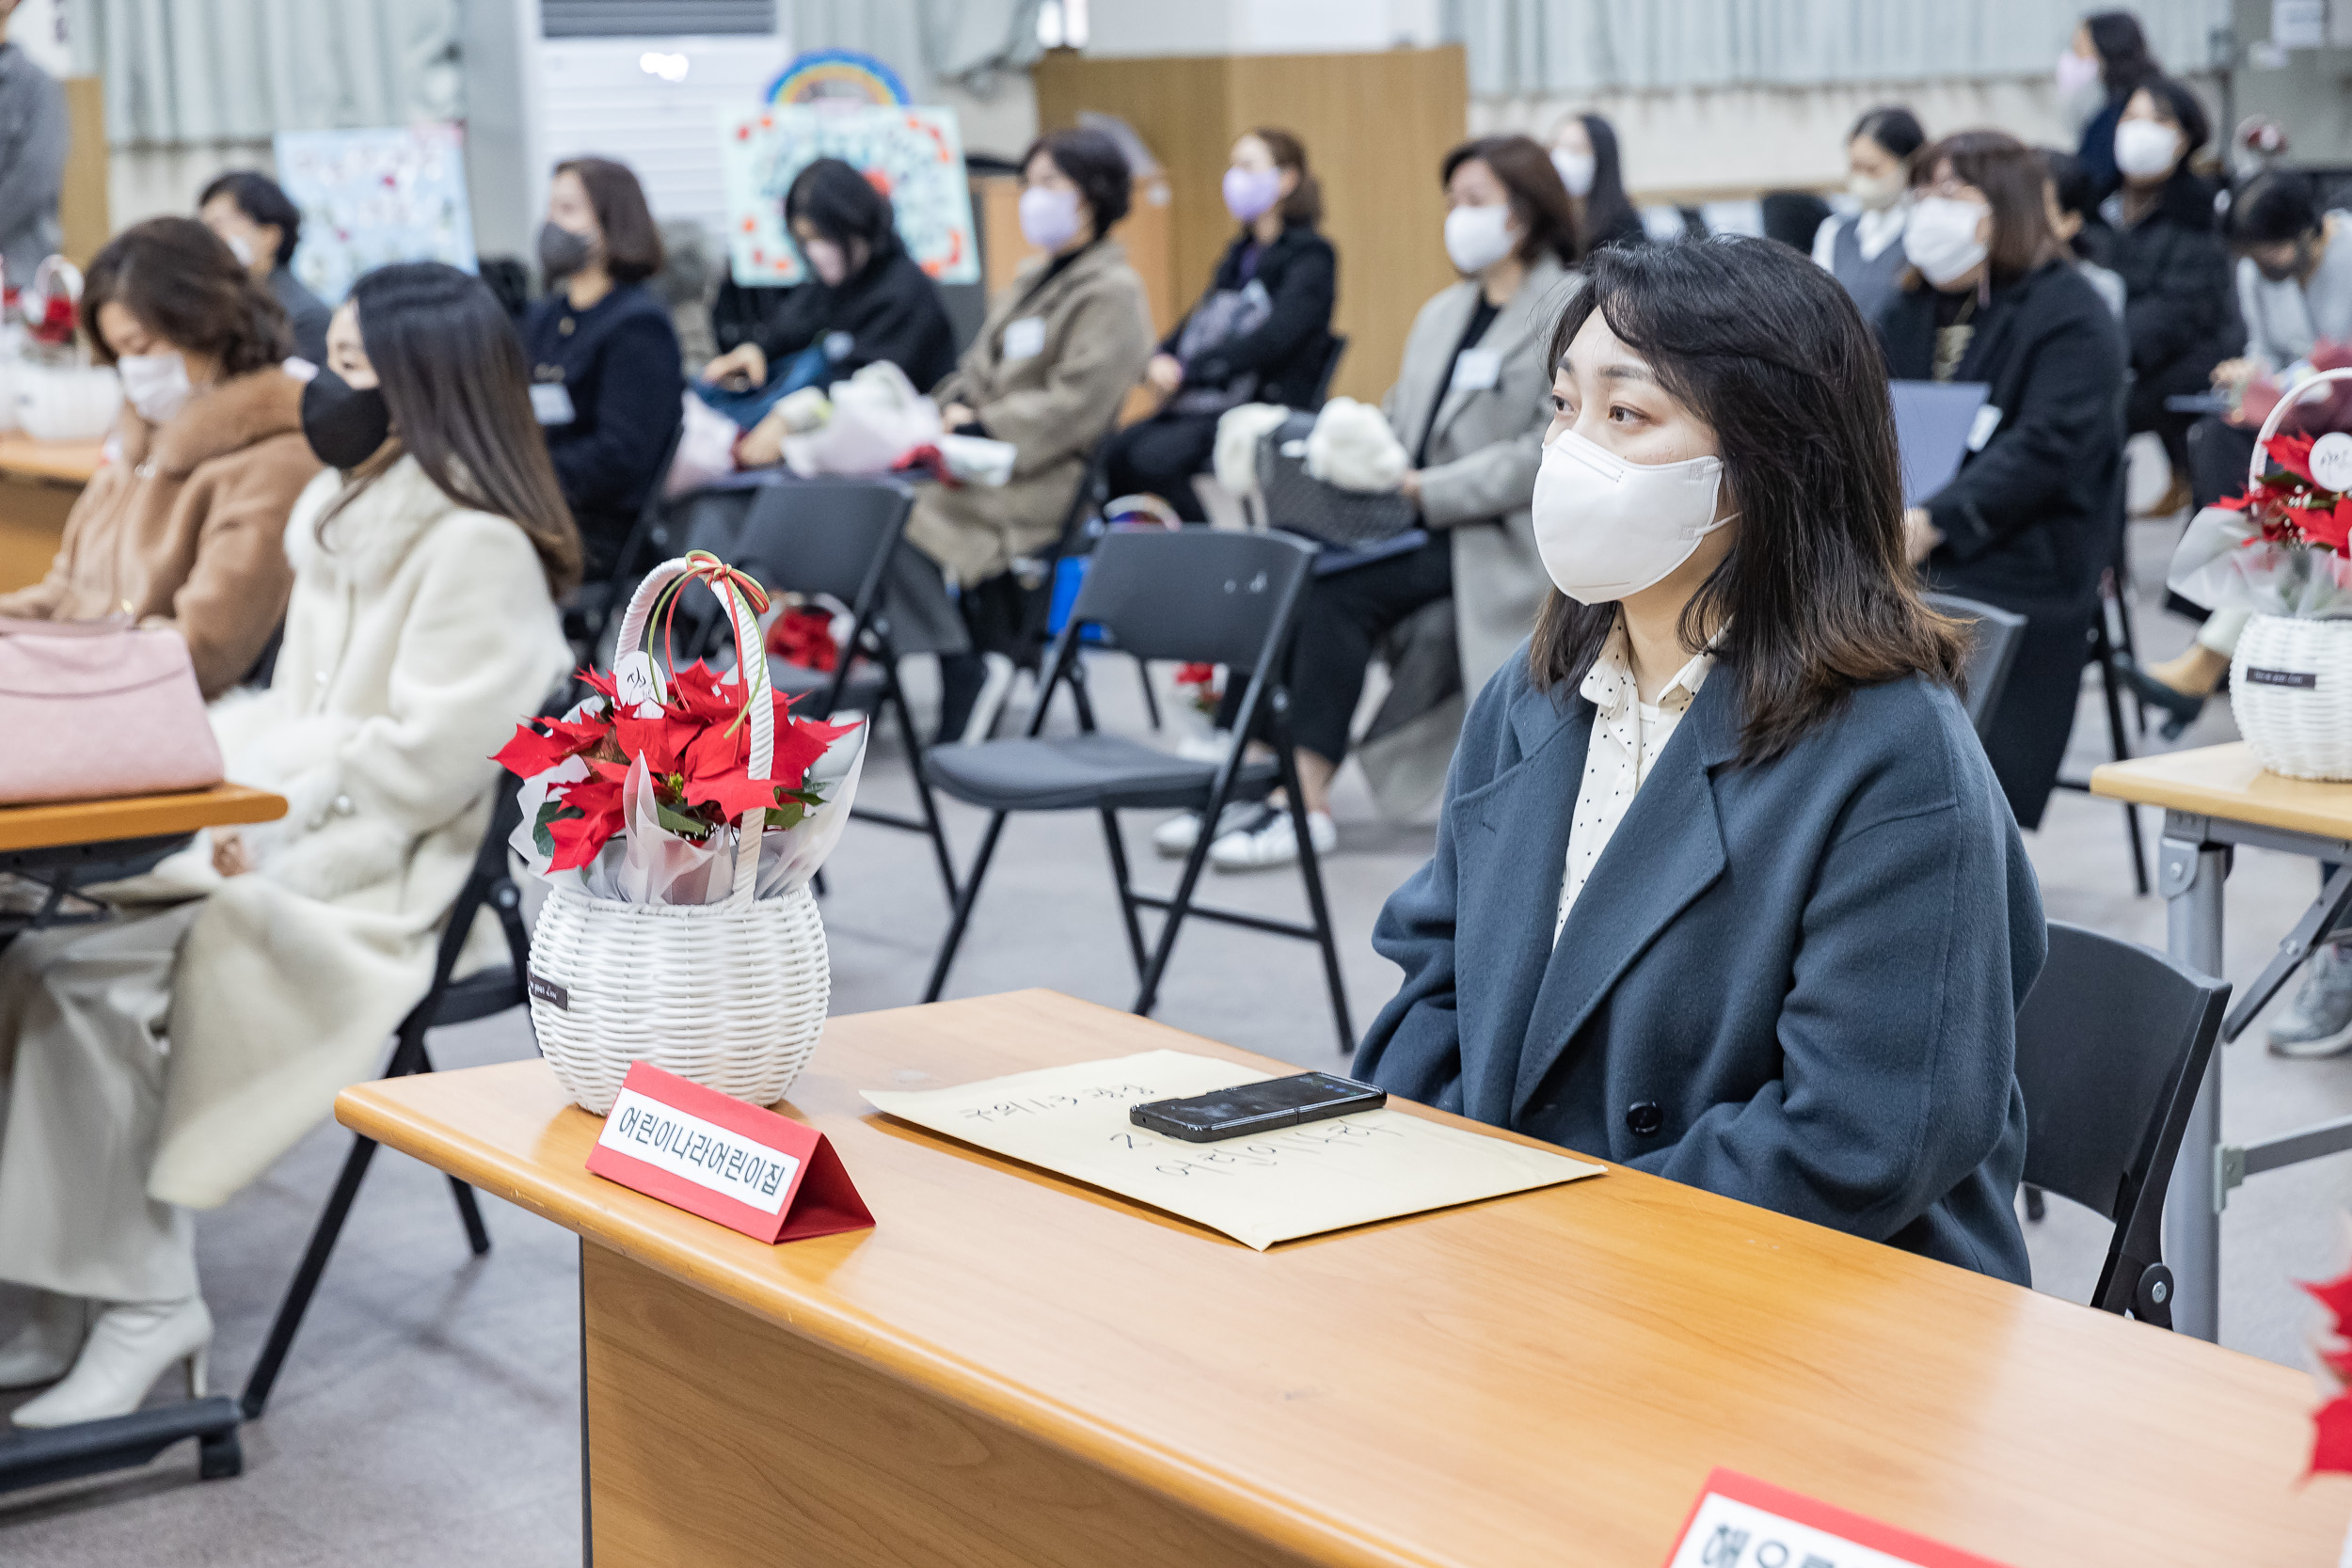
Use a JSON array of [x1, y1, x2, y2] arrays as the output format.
[[2270, 939, 2352, 1058], [0, 1291, 88, 1389], [9, 1296, 212, 1428], [1208, 803, 1336, 871], [1152, 800, 1261, 858]]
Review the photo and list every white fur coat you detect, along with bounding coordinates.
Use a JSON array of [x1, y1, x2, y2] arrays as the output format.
[[147, 457, 570, 1209]]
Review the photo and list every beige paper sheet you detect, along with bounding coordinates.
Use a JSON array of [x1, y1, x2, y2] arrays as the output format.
[[861, 1049, 1605, 1250]]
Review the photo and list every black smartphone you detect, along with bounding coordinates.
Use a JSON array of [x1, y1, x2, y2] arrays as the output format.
[[1129, 1072, 1386, 1144]]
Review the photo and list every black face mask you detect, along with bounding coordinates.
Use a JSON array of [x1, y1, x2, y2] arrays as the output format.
[[301, 369, 391, 470], [537, 221, 593, 283]]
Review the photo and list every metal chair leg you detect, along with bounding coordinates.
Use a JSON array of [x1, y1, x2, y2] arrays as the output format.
[[1134, 807, 1220, 1019], [412, 1040, 493, 1256], [2092, 629, 2150, 896], [241, 1134, 379, 1419], [1098, 808, 1150, 983], [1279, 741, 1357, 1054], [891, 674, 959, 903], [1134, 654, 1162, 729], [923, 811, 1009, 1002]]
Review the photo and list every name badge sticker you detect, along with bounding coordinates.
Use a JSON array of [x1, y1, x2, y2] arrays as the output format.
[[530, 381, 578, 426], [1451, 346, 1503, 391], [585, 1061, 874, 1244], [1964, 403, 2002, 452], [1662, 1470, 2010, 1568], [1002, 316, 1047, 361]]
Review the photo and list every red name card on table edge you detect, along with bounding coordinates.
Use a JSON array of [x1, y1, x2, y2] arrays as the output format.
[[584, 1061, 873, 1244], [1663, 1468, 2011, 1568]]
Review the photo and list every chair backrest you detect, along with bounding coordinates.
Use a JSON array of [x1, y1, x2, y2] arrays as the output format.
[[1923, 590, 2026, 741], [1309, 334, 1349, 408], [607, 418, 691, 587], [1065, 527, 1316, 672], [420, 763, 532, 996], [684, 478, 913, 611], [2013, 920, 2228, 1316]]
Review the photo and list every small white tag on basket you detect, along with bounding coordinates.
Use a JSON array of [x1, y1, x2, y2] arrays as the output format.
[[614, 650, 662, 711], [2311, 431, 2352, 492]]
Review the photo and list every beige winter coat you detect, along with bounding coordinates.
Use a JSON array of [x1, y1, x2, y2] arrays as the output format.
[[143, 457, 570, 1209], [907, 239, 1154, 586], [1357, 254, 1581, 816], [0, 367, 319, 697]]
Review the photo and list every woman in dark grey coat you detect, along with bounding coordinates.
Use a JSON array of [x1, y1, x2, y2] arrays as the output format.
[[1359, 237, 2042, 1284], [1877, 131, 2128, 831]]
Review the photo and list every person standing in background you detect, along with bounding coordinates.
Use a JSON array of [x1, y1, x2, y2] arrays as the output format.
[[0, 0, 66, 296], [1548, 113, 1645, 252], [1812, 107, 1925, 327], [2062, 10, 2161, 202], [198, 170, 332, 364], [520, 156, 683, 581]]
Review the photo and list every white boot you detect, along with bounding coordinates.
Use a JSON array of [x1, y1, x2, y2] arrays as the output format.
[[9, 1296, 211, 1428], [0, 1291, 90, 1389]]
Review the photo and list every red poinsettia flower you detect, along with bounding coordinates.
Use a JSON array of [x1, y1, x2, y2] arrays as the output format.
[[2271, 431, 2319, 486], [2302, 1266, 2352, 1477]]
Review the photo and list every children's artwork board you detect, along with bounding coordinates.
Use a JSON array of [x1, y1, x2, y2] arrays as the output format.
[[273, 123, 478, 304], [718, 103, 977, 289]]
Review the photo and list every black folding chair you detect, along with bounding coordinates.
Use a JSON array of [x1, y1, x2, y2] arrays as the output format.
[[239, 774, 532, 1418], [566, 418, 689, 667], [2051, 384, 2151, 892], [1921, 590, 2026, 742], [2012, 921, 2228, 1327], [1308, 333, 1349, 409], [920, 528, 1355, 1053], [676, 478, 959, 904]]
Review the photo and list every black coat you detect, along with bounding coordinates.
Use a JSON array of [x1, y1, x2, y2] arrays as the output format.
[[521, 281, 684, 579], [752, 249, 958, 394], [1162, 222, 1337, 407], [1877, 261, 2125, 829], [2106, 170, 2243, 411]]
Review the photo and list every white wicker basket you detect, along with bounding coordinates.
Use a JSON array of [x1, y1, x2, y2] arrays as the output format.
[[2232, 612, 2352, 781], [529, 557, 830, 1114], [2222, 371, 2352, 783]]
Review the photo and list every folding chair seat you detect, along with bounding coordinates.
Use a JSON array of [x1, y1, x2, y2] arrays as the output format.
[[927, 735, 1275, 813]]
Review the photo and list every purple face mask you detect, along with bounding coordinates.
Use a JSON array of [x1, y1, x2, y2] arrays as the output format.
[[1223, 165, 1284, 223]]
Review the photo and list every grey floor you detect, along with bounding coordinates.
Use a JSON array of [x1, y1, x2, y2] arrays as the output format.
[[5, 515, 2348, 1562]]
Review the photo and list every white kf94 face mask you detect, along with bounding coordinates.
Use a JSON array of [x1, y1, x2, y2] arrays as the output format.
[[1531, 425, 1735, 604]]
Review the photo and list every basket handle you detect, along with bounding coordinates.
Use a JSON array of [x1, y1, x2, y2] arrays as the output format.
[[612, 555, 775, 909], [2249, 366, 2352, 494]]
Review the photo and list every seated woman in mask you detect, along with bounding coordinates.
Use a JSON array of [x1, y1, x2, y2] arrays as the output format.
[[1547, 112, 1645, 253], [519, 155, 683, 579], [704, 156, 958, 459], [1360, 236, 2040, 1282], [1193, 135, 1577, 870], [1104, 127, 1337, 517], [0, 216, 317, 697], [914, 126, 1155, 740], [1811, 105, 1926, 326], [198, 169, 332, 364], [1877, 131, 2126, 836], [0, 262, 577, 1428]]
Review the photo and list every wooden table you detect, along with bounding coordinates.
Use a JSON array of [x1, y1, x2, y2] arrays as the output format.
[[0, 782, 285, 856], [0, 779, 285, 1496], [0, 433, 103, 594], [2093, 744, 2352, 1346], [339, 990, 2352, 1568]]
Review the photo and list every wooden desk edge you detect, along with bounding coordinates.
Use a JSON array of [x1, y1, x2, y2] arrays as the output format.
[[337, 1069, 1468, 1568], [0, 784, 286, 853]]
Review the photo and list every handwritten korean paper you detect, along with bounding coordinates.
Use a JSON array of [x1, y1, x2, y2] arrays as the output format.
[[861, 1050, 1603, 1250]]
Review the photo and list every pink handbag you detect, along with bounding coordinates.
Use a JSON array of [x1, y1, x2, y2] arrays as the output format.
[[0, 616, 224, 804]]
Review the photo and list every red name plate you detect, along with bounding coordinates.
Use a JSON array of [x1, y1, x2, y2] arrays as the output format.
[[1662, 1469, 2011, 1568], [584, 1061, 874, 1244]]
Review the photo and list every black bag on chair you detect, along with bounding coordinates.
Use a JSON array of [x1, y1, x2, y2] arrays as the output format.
[[1253, 411, 1418, 548]]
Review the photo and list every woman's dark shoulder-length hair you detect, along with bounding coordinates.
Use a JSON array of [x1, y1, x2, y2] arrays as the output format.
[[334, 261, 583, 595], [1444, 135, 1581, 268], [1022, 126, 1132, 233], [80, 216, 290, 374], [1577, 113, 1642, 254], [786, 157, 902, 266], [1530, 237, 1966, 765], [555, 156, 664, 284], [1907, 130, 2062, 287]]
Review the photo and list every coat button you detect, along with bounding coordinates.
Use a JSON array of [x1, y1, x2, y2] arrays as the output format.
[[1626, 1101, 1663, 1137]]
